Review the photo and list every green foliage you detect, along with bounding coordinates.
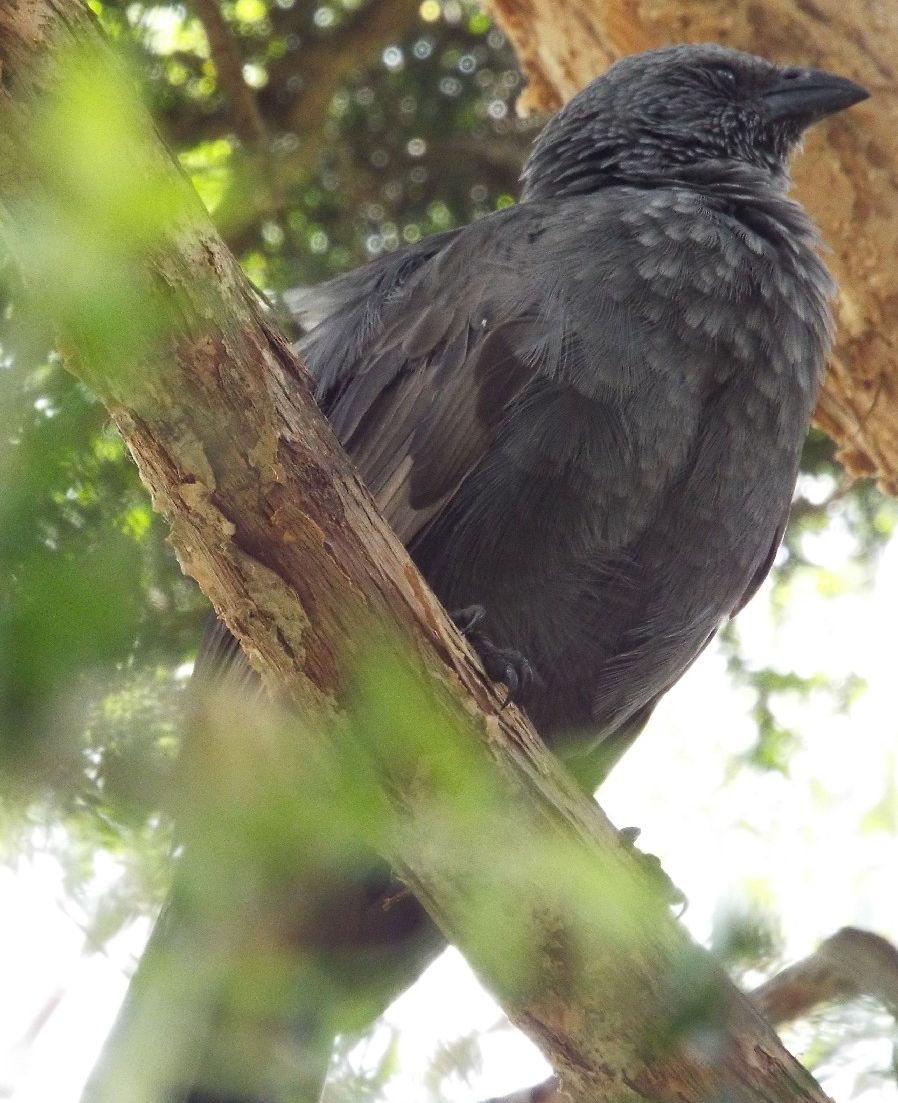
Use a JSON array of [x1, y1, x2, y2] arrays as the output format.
[[721, 636, 869, 775], [0, 0, 535, 882], [85, 643, 705, 1100], [325, 1028, 404, 1103], [710, 896, 781, 978], [1, 2, 896, 1098]]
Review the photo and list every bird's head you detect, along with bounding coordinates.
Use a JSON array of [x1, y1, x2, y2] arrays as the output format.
[[520, 43, 868, 200]]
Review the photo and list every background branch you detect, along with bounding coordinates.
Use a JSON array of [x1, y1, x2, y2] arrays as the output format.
[[753, 926, 898, 1025], [190, 0, 268, 151]]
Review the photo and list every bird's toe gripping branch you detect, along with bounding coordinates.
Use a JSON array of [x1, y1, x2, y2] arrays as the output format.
[[451, 606, 541, 706]]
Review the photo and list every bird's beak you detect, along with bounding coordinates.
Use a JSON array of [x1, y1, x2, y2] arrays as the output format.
[[763, 68, 869, 126]]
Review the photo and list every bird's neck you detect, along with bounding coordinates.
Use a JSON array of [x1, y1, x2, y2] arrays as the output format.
[[670, 161, 822, 250], [523, 155, 818, 249]]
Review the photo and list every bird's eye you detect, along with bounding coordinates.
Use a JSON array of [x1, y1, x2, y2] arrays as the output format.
[[712, 67, 737, 85]]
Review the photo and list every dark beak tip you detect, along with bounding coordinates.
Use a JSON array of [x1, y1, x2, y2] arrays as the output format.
[[764, 71, 870, 124], [838, 78, 871, 108]]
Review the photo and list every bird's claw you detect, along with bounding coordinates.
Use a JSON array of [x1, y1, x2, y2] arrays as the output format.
[[619, 826, 688, 914], [480, 643, 537, 707], [450, 608, 540, 701], [450, 605, 540, 706], [451, 605, 487, 636]]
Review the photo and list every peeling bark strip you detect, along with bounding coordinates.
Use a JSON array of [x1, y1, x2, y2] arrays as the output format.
[[0, 2, 838, 1100], [486, 0, 898, 494]]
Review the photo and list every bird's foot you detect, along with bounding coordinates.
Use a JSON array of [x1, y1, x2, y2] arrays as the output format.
[[619, 826, 688, 913], [450, 605, 540, 706], [450, 604, 487, 636], [479, 641, 538, 705]]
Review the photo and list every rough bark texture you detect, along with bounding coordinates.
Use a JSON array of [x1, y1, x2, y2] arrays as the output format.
[[488, 926, 898, 1103], [486, 0, 898, 494], [0, 2, 849, 1101]]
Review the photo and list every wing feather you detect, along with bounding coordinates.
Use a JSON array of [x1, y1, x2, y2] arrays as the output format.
[[296, 205, 571, 544]]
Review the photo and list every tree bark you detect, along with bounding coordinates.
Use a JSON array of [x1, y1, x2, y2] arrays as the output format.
[[486, 0, 898, 494], [0, 2, 848, 1101], [486, 926, 898, 1103]]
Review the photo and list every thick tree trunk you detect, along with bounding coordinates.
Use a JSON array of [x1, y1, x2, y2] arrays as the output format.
[[486, 0, 898, 493], [0, 2, 849, 1101]]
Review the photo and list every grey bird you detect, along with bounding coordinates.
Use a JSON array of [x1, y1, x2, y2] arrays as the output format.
[[93, 43, 869, 1103], [280, 42, 866, 786]]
